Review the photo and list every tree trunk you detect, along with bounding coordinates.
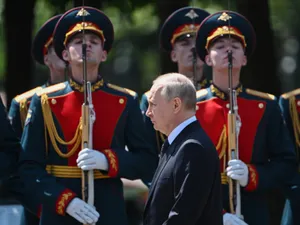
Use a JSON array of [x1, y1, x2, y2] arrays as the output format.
[[3, 0, 36, 108], [237, 0, 281, 96], [156, 0, 190, 74]]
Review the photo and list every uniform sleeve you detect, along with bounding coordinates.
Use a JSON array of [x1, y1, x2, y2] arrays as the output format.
[[103, 95, 158, 182], [245, 100, 297, 191], [18, 94, 76, 216], [0, 98, 20, 178], [278, 96, 296, 146], [162, 141, 222, 225], [8, 99, 23, 139]]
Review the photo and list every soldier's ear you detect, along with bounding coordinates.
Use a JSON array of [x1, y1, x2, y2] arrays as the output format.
[[205, 54, 212, 66], [171, 50, 178, 63], [101, 50, 107, 62], [62, 49, 69, 61], [44, 54, 49, 66], [242, 55, 247, 66]]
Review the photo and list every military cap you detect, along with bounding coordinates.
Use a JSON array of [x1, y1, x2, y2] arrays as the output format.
[[32, 14, 62, 65], [53, 6, 114, 61], [159, 6, 210, 52], [196, 11, 256, 61]]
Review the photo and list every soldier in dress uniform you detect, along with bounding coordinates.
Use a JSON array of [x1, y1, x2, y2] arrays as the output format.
[[195, 11, 297, 225], [278, 91, 300, 225], [18, 6, 157, 225], [0, 97, 20, 181], [8, 14, 66, 139], [7, 14, 66, 225], [140, 6, 210, 155]]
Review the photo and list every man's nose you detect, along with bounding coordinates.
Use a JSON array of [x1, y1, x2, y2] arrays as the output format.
[[145, 107, 151, 118]]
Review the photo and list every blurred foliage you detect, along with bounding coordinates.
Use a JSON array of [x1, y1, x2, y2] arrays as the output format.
[[1, 0, 300, 92]]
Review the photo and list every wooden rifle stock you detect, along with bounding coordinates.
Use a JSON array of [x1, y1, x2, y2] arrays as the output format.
[[227, 50, 242, 218]]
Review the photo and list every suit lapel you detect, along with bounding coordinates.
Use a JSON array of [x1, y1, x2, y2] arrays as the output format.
[[144, 121, 200, 214]]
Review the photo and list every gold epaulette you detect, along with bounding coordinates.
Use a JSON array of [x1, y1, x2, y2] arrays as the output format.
[[196, 89, 208, 99], [37, 82, 66, 97], [281, 88, 300, 99], [144, 90, 150, 99], [107, 83, 137, 97], [246, 88, 275, 100], [14, 87, 43, 103]]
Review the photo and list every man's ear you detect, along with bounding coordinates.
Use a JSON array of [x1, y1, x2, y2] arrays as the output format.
[[170, 50, 177, 63], [242, 55, 247, 66], [62, 49, 69, 62], [173, 97, 182, 113], [205, 54, 212, 66], [44, 54, 49, 66], [101, 50, 107, 62]]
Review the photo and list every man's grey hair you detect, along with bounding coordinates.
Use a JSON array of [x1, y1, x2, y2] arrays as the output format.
[[153, 73, 196, 110]]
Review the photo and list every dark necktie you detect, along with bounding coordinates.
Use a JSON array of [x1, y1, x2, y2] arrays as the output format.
[[160, 139, 170, 157]]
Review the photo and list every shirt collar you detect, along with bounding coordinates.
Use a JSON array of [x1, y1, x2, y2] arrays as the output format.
[[168, 116, 197, 145], [69, 76, 104, 92], [210, 83, 243, 100]]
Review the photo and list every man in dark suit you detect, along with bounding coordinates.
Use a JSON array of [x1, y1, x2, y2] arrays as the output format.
[[143, 72, 223, 225]]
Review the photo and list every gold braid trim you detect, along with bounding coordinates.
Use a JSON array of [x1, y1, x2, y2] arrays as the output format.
[[216, 125, 227, 160], [19, 99, 28, 128], [41, 94, 82, 158], [215, 125, 227, 172], [290, 96, 300, 159]]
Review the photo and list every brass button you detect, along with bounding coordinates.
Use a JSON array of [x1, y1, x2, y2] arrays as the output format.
[[119, 98, 124, 104], [196, 105, 199, 111], [51, 99, 57, 105], [297, 101, 300, 106], [258, 103, 264, 109]]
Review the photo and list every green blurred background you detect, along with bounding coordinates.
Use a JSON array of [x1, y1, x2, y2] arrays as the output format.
[[1, 0, 300, 108], [0, 1, 299, 224]]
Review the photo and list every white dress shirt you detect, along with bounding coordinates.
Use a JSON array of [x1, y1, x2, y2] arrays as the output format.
[[168, 116, 197, 145]]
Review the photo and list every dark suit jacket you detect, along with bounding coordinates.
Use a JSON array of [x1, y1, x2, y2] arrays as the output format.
[[143, 120, 223, 225]]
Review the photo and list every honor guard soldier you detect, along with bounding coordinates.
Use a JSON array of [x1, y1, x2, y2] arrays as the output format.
[[0, 97, 20, 181], [8, 14, 66, 138], [195, 11, 296, 225], [7, 14, 66, 225], [18, 6, 157, 225], [279, 90, 300, 225], [140, 6, 210, 155]]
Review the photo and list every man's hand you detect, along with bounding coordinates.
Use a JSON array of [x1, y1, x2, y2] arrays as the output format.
[[223, 213, 248, 225], [77, 148, 108, 171], [66, 197, 99, 224], [226, 159, 249, 187]]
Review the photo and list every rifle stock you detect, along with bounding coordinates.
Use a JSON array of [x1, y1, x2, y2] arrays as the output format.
[[227, 50, 242, 219], [81, 82, 96, 225]]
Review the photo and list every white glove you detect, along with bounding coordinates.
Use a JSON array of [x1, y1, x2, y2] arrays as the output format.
[[223, 213, 248, 225], [226, 159, 249, 187], [77, 148, 108, 171], [66, 197, 99, 224]]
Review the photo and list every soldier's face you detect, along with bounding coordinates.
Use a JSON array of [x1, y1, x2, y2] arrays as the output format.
[[171, 37, 204, 71], [146, 85, 174, 135], [63, 32, 107, 66], [205, 37, 247, 71]]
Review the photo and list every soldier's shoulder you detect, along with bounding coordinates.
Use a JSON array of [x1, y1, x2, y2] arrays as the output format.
[[107, 83, 137, 97], [143, 90, 150, 99], [280, 88, 300, 100], [245, 88, 276, 101], [196, 88, 208, 100], [36, 82, 67, 97], [14, 86, 43, 103]]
